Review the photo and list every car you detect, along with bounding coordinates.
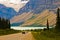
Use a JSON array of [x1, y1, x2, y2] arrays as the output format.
[[22, 31, 25, 34]]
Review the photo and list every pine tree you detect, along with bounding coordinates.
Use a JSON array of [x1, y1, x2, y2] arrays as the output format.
[[47, 19, 49, 30], [0, 18, 10, 29], [55, 8, 60, 31], [5, 19, 9, 29], [8, 20, 10, 29], [0, 17, 2, 29], [1, 18, 5, 29]]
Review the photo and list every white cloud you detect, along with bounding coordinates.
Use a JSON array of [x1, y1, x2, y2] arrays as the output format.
[[0, 0, 29, 4], [9, 0, 21, 4]]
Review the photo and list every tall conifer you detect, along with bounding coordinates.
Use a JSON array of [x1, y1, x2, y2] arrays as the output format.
[[55, 8, 60, 31]]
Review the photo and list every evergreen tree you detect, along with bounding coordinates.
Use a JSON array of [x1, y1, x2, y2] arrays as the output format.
[[47, 19, 49, 30], [1, 18, 5, 29], [55, 8, 60, 31], [7, 20, 10, 29], [0, 18, 10, 29], [5, 19, 9, 29], [0, 17, 2, 29]]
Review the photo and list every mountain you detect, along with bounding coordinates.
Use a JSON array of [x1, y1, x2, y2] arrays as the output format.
[[21, 10, 56, 27], [0, 0, 28, 12], [0, 4, 17, 19], [10, 12, 33, 24], [0, 0, 60, 19], [18, 0, 60, 14], [0, 0, 29, 19]]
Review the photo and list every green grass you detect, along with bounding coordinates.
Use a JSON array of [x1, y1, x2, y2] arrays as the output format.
[[32, 29, 60, 40], [0, 29, 21, 36]]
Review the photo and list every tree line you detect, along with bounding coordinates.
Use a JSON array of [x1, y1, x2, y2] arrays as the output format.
[[0, 18, 10, 29]]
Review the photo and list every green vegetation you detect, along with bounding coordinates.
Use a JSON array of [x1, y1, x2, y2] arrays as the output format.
[[55, 8, 60, 31], [46, 19, 49, 30], [0, 17, 10, 29], [0, 29, 21, 36], [0, 17, 21, 36], [32, 29, 60, 40], [32, 8, 60, 40]]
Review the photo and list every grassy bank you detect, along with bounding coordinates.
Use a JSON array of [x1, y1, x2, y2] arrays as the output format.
[[0, 29, 21, 36], [32, 29, 60, 40]]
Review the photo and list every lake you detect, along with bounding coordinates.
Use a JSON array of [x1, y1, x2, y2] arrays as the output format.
[[11, 26, 52, 30]]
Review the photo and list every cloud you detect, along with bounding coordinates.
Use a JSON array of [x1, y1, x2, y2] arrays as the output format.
[[9, 0, 21, 4], [0, 0, 29, 4]]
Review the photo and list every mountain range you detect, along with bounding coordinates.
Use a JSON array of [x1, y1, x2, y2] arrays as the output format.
[[18, 0, 60, 14], [0, 0, 60, 26], [0, 0, 60, 19]]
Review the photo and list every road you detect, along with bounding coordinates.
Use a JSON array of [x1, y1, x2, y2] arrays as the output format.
[[0, 32, 35, 40]]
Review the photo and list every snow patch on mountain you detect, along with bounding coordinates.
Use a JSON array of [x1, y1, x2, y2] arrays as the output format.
[[0, 0, 29, 12]]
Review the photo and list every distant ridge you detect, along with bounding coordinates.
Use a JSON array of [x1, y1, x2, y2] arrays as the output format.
[[0, 4, 17, 19], [21, 10, 56, 27], [18, 0, 60, 14]]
